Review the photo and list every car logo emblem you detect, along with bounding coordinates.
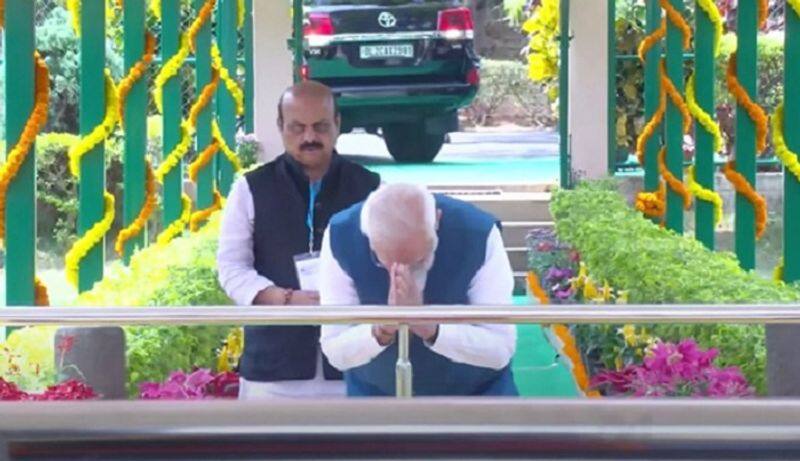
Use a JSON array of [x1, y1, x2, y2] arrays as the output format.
[[378, 11, 397, 28]]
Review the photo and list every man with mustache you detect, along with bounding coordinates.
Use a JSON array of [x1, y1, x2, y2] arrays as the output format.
[[318, 183, 518, 396], [217, 81, 380, 399]]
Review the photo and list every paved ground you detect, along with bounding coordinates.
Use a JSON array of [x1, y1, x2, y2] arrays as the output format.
[[337, 129, 560, 186]]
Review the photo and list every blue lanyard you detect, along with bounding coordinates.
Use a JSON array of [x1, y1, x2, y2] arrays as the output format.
[[307, 181, 322, 253]]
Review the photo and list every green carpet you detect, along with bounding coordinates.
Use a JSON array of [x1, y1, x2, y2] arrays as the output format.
[[511, 296, 579, 397]]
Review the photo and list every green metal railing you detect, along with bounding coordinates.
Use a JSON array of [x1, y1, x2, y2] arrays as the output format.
[[3, 0, 255, 302], [607, 0, 799, 282]]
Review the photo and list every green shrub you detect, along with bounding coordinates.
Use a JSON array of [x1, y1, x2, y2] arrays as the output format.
[[77, 215, 233, 396], [550, 181, 800, 394]]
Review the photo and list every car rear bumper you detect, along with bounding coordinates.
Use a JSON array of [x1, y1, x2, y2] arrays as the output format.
[[332, 81, 475, 99]]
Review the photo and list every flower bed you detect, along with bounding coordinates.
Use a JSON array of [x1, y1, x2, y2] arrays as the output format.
[[529, 181, 800, 395]]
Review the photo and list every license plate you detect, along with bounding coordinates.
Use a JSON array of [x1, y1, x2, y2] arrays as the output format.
[[359, 44, 414, 59]]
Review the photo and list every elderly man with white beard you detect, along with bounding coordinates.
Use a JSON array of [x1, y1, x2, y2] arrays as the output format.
[[318, 183, 518, 397]]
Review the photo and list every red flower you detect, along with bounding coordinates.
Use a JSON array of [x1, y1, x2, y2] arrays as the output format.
[[56, 335, 76, 355]]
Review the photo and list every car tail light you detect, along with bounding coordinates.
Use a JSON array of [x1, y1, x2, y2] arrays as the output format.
[[466, 67, 480, 86], [437, 7, 474, 40], [304, 12, 334, 47], [300, 64, 310, 81]]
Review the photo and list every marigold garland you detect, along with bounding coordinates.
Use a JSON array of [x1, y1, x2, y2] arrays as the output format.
[[686, 74, 723, 153], [790, 0, 800, 18], [636, 87, 666, 165], [189, 189, 224, 232], [115, 158, 157, 256], [0, 0, 5, 30], [726, 53, 768, 154], [68, 71, 120, 178], [211, 43, 245, 116], [65, 192, 116, 288], [758, 0, 769, 28], [774, 258, 785, 283], [0, 52, 52, 305], [66, 0, 81, 35], [188, 0, 217, 53], [188, 139, 220, 183], [635, 185, 666, 218], [118, 31, 156, 125], [660, 59, 692, 134], [156, 193, 192, 246], [153, 33, 191, 114], [526, 271, 549, 305], [637, 18, 666, 63], [527, 270, 599, 398], [0, 53, 50, 243], [34, 277, 50, 307], [722, 161, 767, 239], [658, 148, 692, 210], [154, 122, 191, 183], [212, 120, 243, 173], [696, 0, 723, 56], [237, 0, 246, 28], [772, 104, 800, 183], [658, 0, 692, 49], [155, 69, 219, 182], [686, 165, 723, 226], [149, 0, 161, 20]]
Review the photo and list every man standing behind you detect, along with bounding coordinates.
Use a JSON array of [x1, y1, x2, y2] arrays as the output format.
[[319, 183, 517, 397], [217, 81, 380, 399]]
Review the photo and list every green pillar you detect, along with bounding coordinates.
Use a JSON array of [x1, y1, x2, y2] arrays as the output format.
[[664, 0, 685, 233], [78, 0, 106, 293], [558, 0, 571, 189], [643, 0, 662, 192], [785, 2, 800, 282], [293, 0, 303, 82], [4, 0, 36, 305], [606, 0, 617, 175], [194, 0, 215, 211], [216, 0, 238, 196], [244, 0, 255, 133], [693, 1, 716, 249], [161, 0, 183, 229], [122, 0, 147, 263], [735, 0, 758, 270]]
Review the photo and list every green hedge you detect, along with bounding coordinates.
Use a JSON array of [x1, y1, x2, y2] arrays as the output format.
[[550, 181, 800, 394], [77, 215, 232, 396]]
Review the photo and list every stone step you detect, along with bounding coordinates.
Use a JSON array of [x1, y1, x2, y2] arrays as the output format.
[[501, 221, 553, 248], [506, 246, 529, 274], [452, 192, 552, 222]]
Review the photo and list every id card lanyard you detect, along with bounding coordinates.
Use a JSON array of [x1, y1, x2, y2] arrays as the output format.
[[306, 181, 322, 253]]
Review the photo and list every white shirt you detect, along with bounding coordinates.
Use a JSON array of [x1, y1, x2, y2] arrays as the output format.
[[319, 221, 517, 372], [217, 176, 345, 398]]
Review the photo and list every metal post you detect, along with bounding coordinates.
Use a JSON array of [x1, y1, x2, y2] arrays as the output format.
[[643, 0, 662, 193], [4, 0, 36, 305], [292, 0, 303, 82], [216, 0, 237, 196], [122, 0, 147, 263], [395, 324, 413, 398], [161, 0, 183, 230], [664, 0, 685, 233], [694, 0, 716, 249], [78, 0, 106, 292], [194, 0, 215, 211], [784, 1, 800, 282], [244, 0, 255, 133], [606, 0, 616, 175], [734, 0, 758, 270], [558, 0, 571, 189]]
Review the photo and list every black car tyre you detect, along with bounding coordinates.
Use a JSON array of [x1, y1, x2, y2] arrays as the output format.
[[383, 122, 445, 163]]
